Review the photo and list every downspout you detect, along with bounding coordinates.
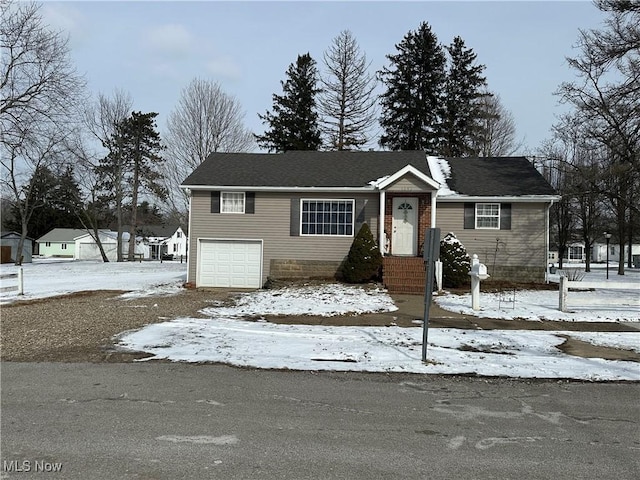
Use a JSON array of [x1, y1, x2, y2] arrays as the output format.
[[186, 188, 193, 284], [379, 189, 386, 255], [545, 198, 555, 284]]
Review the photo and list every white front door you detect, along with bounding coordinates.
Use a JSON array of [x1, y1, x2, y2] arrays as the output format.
[[392, 197, 418, 256]]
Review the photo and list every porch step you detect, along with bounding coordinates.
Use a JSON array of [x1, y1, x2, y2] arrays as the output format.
[[383, 257, 426, 295]]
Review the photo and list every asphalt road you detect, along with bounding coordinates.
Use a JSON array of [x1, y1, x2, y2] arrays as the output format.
[[1, 363, 639, 480]]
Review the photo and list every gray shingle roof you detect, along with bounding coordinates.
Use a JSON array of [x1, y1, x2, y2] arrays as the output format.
[[36, 228, 88, 243], [181, 151, 556, 197], [444, 157, 557, 196], [181, 151, 431, 188]]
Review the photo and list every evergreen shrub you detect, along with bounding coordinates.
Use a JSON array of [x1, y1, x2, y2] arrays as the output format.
[[342, 223, 383, 283], [440, 232, 471, 288]]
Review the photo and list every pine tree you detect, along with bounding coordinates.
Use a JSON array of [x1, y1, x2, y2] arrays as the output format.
[[379, 22, 446, 152], [96, 111, 166, 261], [440, 232, 471, 288], [342, 223, 383, 283], [256, 53, 322, 152], [440, 36, 489, 157], [319, 30, 378, 150]]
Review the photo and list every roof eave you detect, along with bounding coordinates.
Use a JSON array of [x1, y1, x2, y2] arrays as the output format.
[[436, 195, 562, 203], [181, 185, 377, 193]]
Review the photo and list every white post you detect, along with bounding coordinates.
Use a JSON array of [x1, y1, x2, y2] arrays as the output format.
[[470, 254, 480, 310], [435, 260, 443, 292], [18, 267, 23, 295], [559, 275, 567, 312], [468, 254, 489, 311]]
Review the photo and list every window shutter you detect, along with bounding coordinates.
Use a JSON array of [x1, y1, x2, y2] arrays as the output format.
[[500, 203, 511, 230], [245, 192, 255, 214], [290, 198, 300, 236], [464, 203, 475, 229], [211, 191, 220, 213], [354, 198, 366, 235]]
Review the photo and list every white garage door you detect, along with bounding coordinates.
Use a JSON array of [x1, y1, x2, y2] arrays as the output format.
[[198, 240, 262, 288]]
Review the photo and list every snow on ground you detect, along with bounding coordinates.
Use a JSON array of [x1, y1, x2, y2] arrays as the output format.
[[200, 283, 398, 318], [0, 258, 186, 305], [435, 264, 639, 323], [117, 270, 640, 380], [2, 258, 639, 380]]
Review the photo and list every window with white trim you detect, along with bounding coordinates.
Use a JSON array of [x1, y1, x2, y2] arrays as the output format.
[[475, 203, 500, 229], [221, 192, 245, 214], [61, 243, 67, 250], [301, 199, 354, 236]]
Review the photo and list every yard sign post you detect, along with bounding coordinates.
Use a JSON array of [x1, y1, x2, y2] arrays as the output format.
[[422, 228, 440, 362]]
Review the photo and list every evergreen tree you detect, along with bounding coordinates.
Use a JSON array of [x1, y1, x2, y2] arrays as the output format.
[[342, 223, 383, 283], [319, 30, 378, 150], [440, 232, 471, 288], [440, 36, 489, 157], [96, 111, 166, 261], [379, 22, 446, 152], [5, 165, 83, 241], [256, 53, 322, 152]]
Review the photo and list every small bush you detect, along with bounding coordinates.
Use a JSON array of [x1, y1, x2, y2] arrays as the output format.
[[342, 223, 383, 283], [559, 267, 586, 281], [440, 232, 471, 288]]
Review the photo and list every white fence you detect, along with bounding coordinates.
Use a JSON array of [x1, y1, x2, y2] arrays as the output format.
[[0, 268, 23, 295], [558, 276, 640, 312]]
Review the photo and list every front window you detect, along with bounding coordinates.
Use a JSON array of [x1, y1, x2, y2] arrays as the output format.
[[221, 192, 245, 214], [61, 243, 67, 250], [568, 246, 583, 261], [301, 199, 354, 236], [476, 203, 500, 229]]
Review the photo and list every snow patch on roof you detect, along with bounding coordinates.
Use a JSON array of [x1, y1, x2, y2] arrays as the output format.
[[368, 175, 390, 186], [427, 156, 457, 196]]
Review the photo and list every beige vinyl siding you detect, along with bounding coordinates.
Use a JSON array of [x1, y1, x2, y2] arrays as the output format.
[[436, 202, 547, 269], [188, 190, 380, 285], [386, 174, 433, 192]]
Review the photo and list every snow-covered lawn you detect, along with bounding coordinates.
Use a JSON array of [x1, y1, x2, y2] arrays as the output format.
[[0, 258, 187, 305], [2, 259, 638, 380], [435, 264, 639, 323]]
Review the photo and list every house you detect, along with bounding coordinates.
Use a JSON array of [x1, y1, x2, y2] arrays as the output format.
[[136, 225, 188, 259], [180, 151, 559, 292], [36, 228, 88, 258], [0, 231, 33, 264], [74, 230, 149, 261], [551, 241, 640, 266]]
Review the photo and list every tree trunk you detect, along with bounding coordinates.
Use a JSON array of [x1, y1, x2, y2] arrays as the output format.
[[127, 160, 140, 261]]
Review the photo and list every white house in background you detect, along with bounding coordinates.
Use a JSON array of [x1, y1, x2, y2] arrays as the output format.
[[136, 225, 188, 259], [74, 230, 149, 261], [551, 241, 640, 266], [36, 228, 87, 257]]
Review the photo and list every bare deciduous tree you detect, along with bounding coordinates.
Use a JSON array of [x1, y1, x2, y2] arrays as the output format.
[[557, 0, 639, 275], [163, 78, 254, 220], [473, 91, 523, 156], [319, 30, 378, 151], [1, 0, 85, 264]]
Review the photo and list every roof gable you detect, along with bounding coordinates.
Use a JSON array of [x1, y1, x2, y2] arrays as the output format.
[[37, 228, 88, 243]]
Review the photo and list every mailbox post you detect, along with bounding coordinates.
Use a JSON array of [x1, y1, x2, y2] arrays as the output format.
[[468, 254, 490, 310]]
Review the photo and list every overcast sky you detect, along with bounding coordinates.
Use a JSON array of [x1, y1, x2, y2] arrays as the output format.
[[42, 1, 607, 154]]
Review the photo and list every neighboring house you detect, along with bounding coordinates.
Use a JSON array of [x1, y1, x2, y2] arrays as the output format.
[[36, 228, 88, 258], [74, 230, 149, 261], [0, 231, 33, 264], [551, 242, 640, 266], [136, 225, 188, 259], [180, 151, 559, 291]]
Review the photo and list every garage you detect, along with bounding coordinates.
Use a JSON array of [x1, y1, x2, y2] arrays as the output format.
[[198, 239, 262, 288]]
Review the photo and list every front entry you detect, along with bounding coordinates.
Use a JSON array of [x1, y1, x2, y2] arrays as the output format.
[[391, 197, 418, 256]]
